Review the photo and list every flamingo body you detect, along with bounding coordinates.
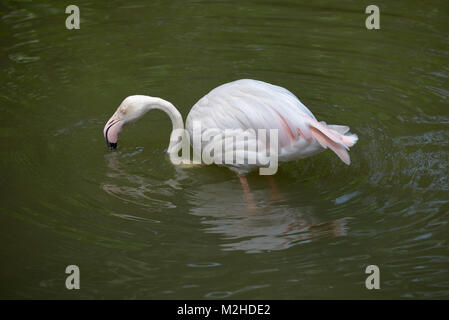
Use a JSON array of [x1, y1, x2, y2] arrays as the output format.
[[185, 79, 357, 172]]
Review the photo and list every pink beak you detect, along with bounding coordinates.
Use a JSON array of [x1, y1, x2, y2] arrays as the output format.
[[103, 111, 124, 150]]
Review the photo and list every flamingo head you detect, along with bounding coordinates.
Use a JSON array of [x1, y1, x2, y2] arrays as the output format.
[[103, 96, 149, 150]]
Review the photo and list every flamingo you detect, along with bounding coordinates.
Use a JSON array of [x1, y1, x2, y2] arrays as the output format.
[[103, 79, 358, 203]]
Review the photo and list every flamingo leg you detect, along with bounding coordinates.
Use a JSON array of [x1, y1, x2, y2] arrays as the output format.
[[238, 174, 255, 212], [268, 175, 281, 201]]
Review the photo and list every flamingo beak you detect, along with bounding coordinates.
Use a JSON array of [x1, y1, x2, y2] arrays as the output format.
[[103, 111, 124, 150]]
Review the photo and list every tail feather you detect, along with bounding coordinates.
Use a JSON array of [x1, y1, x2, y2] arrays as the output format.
[[306, 117, 358, 165], [310, 127, 351, 165], [341, 133, 358, 148], [327, 124, 350, 135]]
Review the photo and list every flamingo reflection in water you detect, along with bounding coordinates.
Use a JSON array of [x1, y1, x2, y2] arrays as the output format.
[[102, 153, 349, 253]]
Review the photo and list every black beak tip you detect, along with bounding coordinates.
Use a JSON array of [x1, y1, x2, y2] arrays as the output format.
[[107, 142, 117, 150]]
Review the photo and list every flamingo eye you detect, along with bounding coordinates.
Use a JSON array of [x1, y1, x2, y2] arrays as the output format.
[[120, 107, 126, 114]]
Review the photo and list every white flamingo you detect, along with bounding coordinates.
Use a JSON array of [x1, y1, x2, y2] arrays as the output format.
[[103, 79, 358, 202]]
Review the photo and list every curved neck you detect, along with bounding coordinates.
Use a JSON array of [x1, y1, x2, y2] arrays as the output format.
[[145, 97, 184, 131], [142, 96, 185, 155]]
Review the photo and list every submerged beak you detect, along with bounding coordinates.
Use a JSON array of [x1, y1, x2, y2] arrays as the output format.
[[103, 111, 124, 150], [107, 141, 117, 150]]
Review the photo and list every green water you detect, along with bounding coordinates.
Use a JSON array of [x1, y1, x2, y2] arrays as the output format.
[[1, 0, 448, 299]]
